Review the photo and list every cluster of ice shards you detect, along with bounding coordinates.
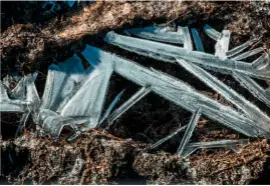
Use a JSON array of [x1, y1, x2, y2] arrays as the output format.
[[1, 24, 270, 157]]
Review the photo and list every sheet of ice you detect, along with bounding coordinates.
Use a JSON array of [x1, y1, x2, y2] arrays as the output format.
[[59, 47, 114, 128], [40, 55, 86, 112], [177, 59, 270, 132], [104, 31, 270, 79], [191, 28, 204, 52], [60, 68, 112, 128], [149, 125, 187, 150], [177, 108, 201, 156], [182, 139, 249, 157], [126, 26, 184, 44]]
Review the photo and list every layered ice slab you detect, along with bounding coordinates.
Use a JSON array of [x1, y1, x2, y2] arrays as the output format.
[[104, 30, 270, 80]]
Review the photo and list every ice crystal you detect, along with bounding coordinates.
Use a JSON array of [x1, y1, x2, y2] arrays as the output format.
[[1, 24, 270, 157]]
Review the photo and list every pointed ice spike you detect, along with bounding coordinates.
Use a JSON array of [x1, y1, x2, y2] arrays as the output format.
[[106, 86, 151, 125], [149, 125, 187, 150], [0, 81, 27, 112], [191, 28, 204, 52], [232, 72, 270, 108], [104, 31, 270, 79], [231, 47, 264, 61], [177, 59, 270, 133], [177, 108, 201, 156], [98, 89, 125, 126], [126, 26, 184, 44], [179, 26, 193, 52], [181, 139, 249, 157], [84, 46, 265, 137], [215, 30, 231, 60], [203, 24, 221, 41], [226, 40, 253, 57]]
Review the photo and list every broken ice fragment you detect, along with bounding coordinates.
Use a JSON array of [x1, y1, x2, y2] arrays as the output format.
[[191, 28, 204, 52], [149, 125, 186, 150], [182, 139, 249, 157], [177, 108, 201, 156], [106, 86, 151, 125], [179, 26, 193, 52], [0, 81, 28, 112], [215, 30, 231, 60], [203, 24, 221, 41], [126, 26, 184, 44]]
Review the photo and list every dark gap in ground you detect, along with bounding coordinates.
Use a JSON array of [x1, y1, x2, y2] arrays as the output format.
[[250, 153, 270, 185], [1, 113, 22, 140], [107, 92, 190, 145], [1, 144, 29, 183]]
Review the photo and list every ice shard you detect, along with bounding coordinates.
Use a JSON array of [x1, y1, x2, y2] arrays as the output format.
[[106, 86, 151, 125], [203, 24, 221, 41], [231, 47, 264, 61], [177, 108, 201, 156], [0, 81, 27, 112], [191, 28, 204, 52], [226, 40, 254, 57], [179, 26, 193, 52], [149, 125, 186, 150], [177, 59, 270, 133], [215, 30, 231, 60], [99, 89, 125, 126], [126, 26, 184, 44], [232, 72, 270, 108], [182, 139, 249, 157]]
